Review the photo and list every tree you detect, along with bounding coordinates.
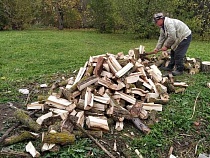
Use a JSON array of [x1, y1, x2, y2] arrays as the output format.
[[89, 0, 115, 33], [0, 0, 37, 30], [42, 0, 80, 30]]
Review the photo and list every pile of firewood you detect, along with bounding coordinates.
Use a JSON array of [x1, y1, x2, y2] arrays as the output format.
[[1, 45, 209, 157]]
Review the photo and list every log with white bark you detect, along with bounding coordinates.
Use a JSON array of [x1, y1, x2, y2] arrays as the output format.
[[46, 95, 72, 110], [115, 91, 136, 105], [76, 111, 85, 127], [84, 87, 94, 110], [108, 55, 122, 71], [142, 103, 162, 111], [115, 62, 134, 78]]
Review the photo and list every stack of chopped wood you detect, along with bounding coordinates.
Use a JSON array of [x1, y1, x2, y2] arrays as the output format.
[[2, 45, 193, 157]]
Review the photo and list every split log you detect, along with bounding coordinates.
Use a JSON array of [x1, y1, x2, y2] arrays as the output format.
[[107, 93, 131, 120], [142, 103, 163, 111], [108, 55, 122, 71], [93, 56, 105, 76], [86, 116, 109, 131], [84, 87, 94, 110], [3, 131, 39, 146], [77, 76, 98, 91], [14, 109, 41, 132], [115, 91, 136, 105], [115, 62, 134, 78], [129, 102, 148, 119], [45, 95, 72, 110], [42, 132, 75, 145], [36, 112, 53, 125], [27, 102, 44, 110]]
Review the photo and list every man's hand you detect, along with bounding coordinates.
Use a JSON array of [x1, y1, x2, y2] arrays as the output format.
[[153, 48, 159, 54], [161, 46, 168, 51]]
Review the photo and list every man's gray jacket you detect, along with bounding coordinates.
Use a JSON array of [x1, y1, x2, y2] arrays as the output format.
[[156, 17, 191, 51]]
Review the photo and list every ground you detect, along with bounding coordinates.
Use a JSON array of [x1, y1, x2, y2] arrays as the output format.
[[0, 103, 201, 158]]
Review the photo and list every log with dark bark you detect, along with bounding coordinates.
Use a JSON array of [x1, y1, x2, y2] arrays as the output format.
[[131, 117, 151, 134]]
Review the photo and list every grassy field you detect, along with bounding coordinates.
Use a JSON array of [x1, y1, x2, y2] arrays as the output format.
[[0, 30, 210, 158]]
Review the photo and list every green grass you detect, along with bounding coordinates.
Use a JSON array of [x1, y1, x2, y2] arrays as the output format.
[[0, 30, 210, 158]]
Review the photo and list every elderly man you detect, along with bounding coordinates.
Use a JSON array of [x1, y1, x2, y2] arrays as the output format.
[[153, 13, 192, 76]]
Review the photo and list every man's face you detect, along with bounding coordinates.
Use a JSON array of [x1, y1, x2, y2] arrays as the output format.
[[155, 19, 163, 27]]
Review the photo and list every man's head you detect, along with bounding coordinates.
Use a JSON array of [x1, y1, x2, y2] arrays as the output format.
[[153, 13, 164, 27]]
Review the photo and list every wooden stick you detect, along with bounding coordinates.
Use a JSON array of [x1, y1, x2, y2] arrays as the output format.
[[189, 91, 201, 119], [69, 118, 116, 158]]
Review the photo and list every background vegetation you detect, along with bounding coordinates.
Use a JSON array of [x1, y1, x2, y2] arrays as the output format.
[[0, 0, 210, 39], [0, 30, 209, 158]]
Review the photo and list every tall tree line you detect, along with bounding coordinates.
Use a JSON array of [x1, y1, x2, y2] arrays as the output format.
[[0, 0, 209, 38]]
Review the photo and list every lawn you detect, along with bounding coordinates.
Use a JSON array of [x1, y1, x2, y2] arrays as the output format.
[[0, 30, 209, 158]]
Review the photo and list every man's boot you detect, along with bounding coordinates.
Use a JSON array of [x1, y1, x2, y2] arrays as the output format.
[[160, 67, 173, 71], [172, 70, 183, 76]]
